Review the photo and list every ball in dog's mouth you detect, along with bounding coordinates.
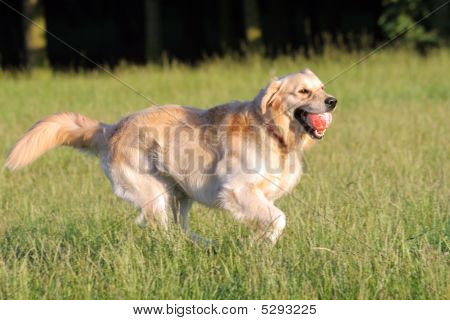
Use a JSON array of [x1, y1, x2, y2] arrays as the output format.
[[294, 109, 332, 139]]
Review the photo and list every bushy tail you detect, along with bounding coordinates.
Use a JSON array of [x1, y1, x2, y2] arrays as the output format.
[[5, 112, 107, 171]]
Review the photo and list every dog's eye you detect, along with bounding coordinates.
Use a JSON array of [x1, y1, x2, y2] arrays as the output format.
[[299, 88, 310, 95]]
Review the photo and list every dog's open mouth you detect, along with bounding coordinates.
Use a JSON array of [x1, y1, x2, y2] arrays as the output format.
[[294, 109, 332, 140]]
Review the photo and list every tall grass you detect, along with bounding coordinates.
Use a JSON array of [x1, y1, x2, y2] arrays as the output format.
[[0, 49, 448, 299]]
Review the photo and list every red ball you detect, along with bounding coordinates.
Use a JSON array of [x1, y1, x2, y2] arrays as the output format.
[[306, 112, 332, 131]]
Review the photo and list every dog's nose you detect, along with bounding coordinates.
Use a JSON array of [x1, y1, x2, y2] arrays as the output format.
[[325, 97, 337, 109]]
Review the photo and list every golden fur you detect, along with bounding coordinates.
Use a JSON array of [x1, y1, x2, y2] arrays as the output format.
[[5, 69, 336, 244]]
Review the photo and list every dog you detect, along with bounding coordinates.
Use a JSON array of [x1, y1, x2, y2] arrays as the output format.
[[5, 69, 337, 244]]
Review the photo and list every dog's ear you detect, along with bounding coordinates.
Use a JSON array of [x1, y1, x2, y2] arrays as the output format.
[[300, 68, 314, 75], [261, 80, 283, 114]]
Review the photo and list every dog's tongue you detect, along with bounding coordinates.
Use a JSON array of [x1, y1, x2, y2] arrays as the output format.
[[306, 112, 332, 134]]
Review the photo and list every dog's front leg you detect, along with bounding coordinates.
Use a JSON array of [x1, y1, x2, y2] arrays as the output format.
[[221, 185, 286, 244]]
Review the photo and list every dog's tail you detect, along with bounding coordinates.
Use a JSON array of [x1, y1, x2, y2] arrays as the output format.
[[5, 112, 108, 171]]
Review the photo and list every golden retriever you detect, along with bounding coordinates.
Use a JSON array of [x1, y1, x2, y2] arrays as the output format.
[[5, 69, 337, 244]]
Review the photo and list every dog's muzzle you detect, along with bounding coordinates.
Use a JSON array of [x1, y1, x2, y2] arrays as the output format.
[[294, 108, 333, 140]]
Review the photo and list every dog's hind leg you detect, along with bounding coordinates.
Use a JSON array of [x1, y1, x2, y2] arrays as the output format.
[[137, 188, 170, 229], [171, 196, 193, 231], [172, 196, 216, 247], [110, 165, 171, 229]]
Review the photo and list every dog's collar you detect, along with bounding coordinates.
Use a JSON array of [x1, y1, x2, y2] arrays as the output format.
[[264, 122, 287, 149]]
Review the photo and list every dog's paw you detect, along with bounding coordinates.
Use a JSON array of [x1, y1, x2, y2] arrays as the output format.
[[134, 214, 148, 227]]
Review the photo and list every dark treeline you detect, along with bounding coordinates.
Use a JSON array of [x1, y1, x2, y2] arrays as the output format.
[[0, 0, 448, 69]]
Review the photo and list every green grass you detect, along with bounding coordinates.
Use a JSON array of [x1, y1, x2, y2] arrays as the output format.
[[0, 49, 449, 299]]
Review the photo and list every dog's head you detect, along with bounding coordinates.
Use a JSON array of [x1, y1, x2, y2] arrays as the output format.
[[259, 69, 337, 140]]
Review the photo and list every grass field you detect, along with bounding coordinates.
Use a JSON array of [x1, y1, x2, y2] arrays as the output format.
[[0, 49, 448, 299]]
